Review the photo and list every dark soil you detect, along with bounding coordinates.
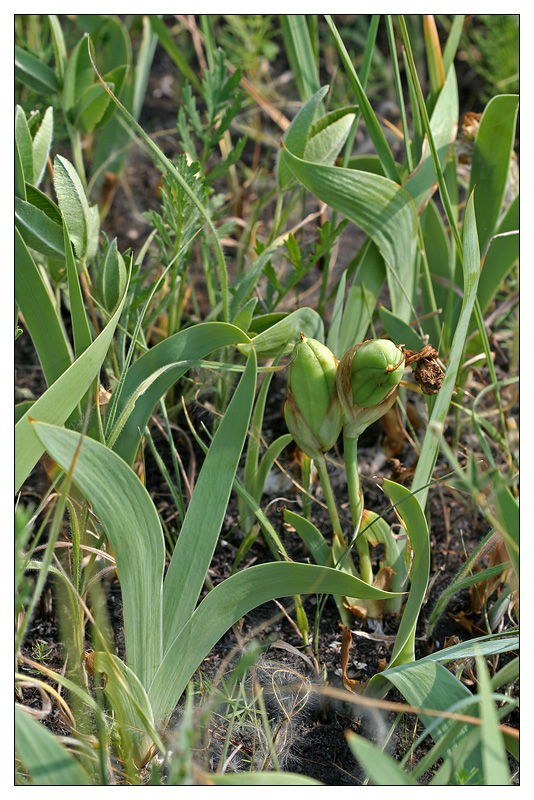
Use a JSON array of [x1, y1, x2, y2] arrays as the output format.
[[15, 23, 519, 786]]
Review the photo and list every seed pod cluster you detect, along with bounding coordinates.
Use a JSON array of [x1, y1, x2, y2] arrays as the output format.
[[285, 335, 407, 456]]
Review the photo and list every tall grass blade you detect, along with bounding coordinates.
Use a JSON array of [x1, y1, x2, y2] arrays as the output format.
[[411, 190, 480, 511]]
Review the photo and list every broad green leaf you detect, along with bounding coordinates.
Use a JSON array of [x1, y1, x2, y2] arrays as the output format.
[[96, 237, 127, 315], [63, 34, 95, 116], [30, 421, 165, 689], [380, 479, 430, 667], [32, 106, 54, 186], [15, 227, 72, 387], [276, 85, 328, 192], [15, 44, 60, 94], [238, 306, 324, 358], [477, 194, 519, 313], [336, 240, 387, 356], [208, 772, 322, 786], [283, 509, 330, 566], [15, 196, 65, 260], [403, 65, 458, 211], [162, 351, 257, 648], [15, 282, 126, 491], [53, 155, 94, 261], [15, 139, 26, 200], [24, 183, 63, 225], [304, 108, 356, 167], [15, 105, 34, 185], [149, 561, 401, 724], [73, 80, 114, 134], [15, 705, 90, 785], [279, 146, 418, 322], [111, 322, 251, 465], [411, 190, 480, 511], [468, 95, 519, 253], [492, 478, 519, 576], [378, 307, 425, 351], [346, 732, 418, 785]]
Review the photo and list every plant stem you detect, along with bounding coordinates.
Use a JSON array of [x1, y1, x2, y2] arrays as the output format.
[[343, 434, 373, 585], [314, 456, 344, 544]]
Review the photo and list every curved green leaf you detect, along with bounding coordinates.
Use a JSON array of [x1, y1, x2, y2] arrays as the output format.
[[53, 155, 97, 261], [379, 479, 430, 667], [30, 421, 165, 689], [15, 279, 126, 492], [468, 94, 519, 252], [15, 227, 72, 386], [346, 732, 418, 785], [238, 306, 324, 358], [279, 145, 418, 321], [15, 196, 65, 260], [162, 351, 257, 647], [15, 45, 60, 94], [32, 106, 54, 187], [111, 322, 252, 465], [149, 561, 401, 724]]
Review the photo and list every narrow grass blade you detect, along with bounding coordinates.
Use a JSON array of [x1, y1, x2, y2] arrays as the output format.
[[64, 222, 92, 357], [162, 351, 257, 649], [346, 732, 418, 785], [476, 655, 511, 784], [411, 190, 480, 511], [30, 421, 165, 689], [87, 36, 229, 321], [111, 322, 251, 465], [403, 65, 458, 212], [15, 227, 72, 386], [15, 705, 90, 785], [280, 15, 321, 102], [15, 282, 126, 492], [325, 15, 400, 184], [442, 15, 465, 75], [149, 561, 401, 724], [279, 146, 417, 322]]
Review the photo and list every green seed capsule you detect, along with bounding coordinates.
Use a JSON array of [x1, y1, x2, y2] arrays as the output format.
[[284, 335, 343, 460], [350, 339, 404, 407], [336, 339, 405, 439]]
